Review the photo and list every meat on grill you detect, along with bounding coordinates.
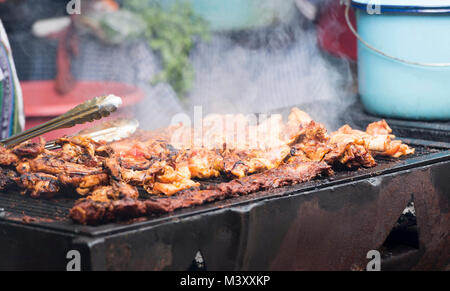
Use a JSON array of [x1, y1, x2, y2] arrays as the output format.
[[18, 172, 61, 198], [1, 137, 110, 197], [0, 168, 19, 191], [69, 159, 332, 225], [0, 107, 415, 224]]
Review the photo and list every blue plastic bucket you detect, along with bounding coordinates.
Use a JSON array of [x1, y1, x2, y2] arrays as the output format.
[[349, 0, 450, 120], [159, 0, 296, 31]]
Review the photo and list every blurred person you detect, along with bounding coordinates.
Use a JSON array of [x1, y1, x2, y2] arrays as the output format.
[[0, 12, 24, 139]]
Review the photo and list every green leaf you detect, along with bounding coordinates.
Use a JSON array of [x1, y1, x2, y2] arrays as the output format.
[[123, 0, 210, 100]]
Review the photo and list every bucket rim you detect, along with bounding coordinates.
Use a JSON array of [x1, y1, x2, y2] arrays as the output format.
[[351, 1, 450, 14]]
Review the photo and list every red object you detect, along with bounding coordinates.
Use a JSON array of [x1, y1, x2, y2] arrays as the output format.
[[21, 80, 145, 140], [43, 17, 79, 95], [317, 1, 357, 61], [55, 24, 79, 95]]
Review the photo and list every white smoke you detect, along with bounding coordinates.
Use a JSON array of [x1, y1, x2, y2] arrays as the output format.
[[183, 2, 355, 131], [70, 0, 356, 131]]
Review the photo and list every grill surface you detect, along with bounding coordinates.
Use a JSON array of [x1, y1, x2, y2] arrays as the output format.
[[0, 139, 448, 237]]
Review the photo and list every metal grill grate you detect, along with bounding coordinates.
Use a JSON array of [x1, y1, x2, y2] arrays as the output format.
[[0, 141, 448, 236], [0, 194, 72, 222]]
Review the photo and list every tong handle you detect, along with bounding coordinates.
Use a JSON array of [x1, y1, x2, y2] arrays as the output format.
[[1, 95, 122, 148]]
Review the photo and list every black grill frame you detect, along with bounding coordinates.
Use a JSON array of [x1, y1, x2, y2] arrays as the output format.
[[0, 138, 448, 270], [0, 101, 449, 270]]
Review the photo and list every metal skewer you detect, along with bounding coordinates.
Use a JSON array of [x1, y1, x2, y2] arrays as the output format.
[[0, 95, 122, 148]]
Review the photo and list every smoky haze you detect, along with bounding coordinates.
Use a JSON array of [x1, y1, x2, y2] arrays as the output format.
[[135, 0, 356, 131], [185, 11, 355, 131], [6, 0, 356, 132]]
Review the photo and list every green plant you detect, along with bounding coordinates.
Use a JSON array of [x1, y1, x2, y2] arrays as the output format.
[[124, 0, 210, 100]]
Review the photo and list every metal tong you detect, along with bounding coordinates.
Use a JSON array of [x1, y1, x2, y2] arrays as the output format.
[[0, 95, 123, 148], [44, 118, 139, 150], [74, 118, 139, 142]]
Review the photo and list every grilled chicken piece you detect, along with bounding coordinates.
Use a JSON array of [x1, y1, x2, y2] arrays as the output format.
[[69, 181, 140, 224], [0, 147, 19, 166], [105, 139, 199, 196], [151, 156, 200, 196], [70, 160, 332, 225], [104, 155, 198, 196], [0, 140, 46, 172], [366, 120, 393, 136], [174, 108, 314, 179], [218, 109, 322, 177], [218, 145, 291, 178], [18, 172, 60, 198], [2, 136, 110, 197], [108, 138, 176, 160], [27, 153, 108, 194], [152, 179, 199, 196], [104, 155, 166, 185], [28, 156, 104, 177], [331, 122, 414, 158], [186, 148, 221, 179], [56, 136, 106, 167], [0, 168, 19, 191], [59, 173, 109, 195], [289, 120, 331, 162], [12, 139, 45, 159], [107, 135, 220, 189], [323, 141, 376, 168], [290, 119, 411, 168], [88, 181, 139, 202]]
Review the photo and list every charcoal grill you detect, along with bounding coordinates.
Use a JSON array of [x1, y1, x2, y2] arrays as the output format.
[[0, 104, 449, 271]]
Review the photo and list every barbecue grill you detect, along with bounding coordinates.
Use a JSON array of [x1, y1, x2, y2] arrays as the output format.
[[0, 102, 448, 271]]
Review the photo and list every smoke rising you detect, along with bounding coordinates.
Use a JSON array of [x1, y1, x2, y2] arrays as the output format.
[[13, 0, 356, 132], [185, 13, 355, 130], [136, 0, 355, 131]]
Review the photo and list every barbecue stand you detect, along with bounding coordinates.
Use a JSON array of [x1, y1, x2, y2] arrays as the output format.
[[0, 104, 448, 271]]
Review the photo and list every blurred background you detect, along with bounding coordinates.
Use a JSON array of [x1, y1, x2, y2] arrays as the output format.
[[0, 0, 358, 138]]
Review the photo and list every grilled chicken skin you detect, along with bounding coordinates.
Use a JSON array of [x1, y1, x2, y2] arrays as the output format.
[[0, 108, 414, 225]]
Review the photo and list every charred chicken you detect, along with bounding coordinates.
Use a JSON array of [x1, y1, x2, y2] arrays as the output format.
[[0, 108, 414, 224]]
